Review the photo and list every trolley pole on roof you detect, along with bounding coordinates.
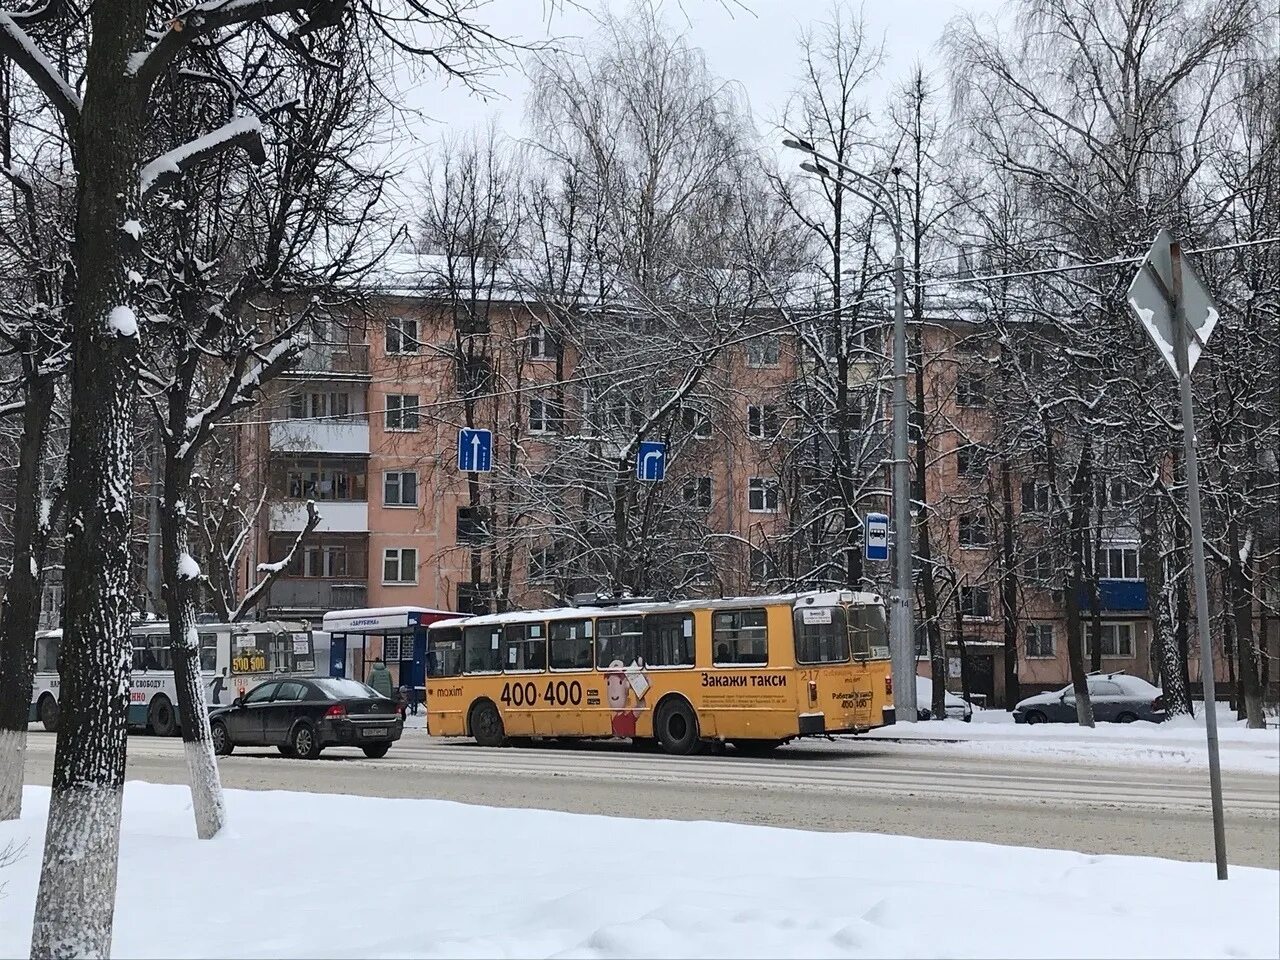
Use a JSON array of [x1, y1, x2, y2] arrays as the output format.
[[783, 137, 917, 722]]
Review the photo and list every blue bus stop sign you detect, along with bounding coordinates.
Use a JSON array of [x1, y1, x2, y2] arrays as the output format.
[[864, 512, 889, 562], [636, 441, 666, 482], [458, 428, 493, 472]]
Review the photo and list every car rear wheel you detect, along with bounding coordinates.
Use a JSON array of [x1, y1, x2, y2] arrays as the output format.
[[291, 723, 323, 760], [470, 700, 506, 747], [1024, 710, 1047, 725], [655, 699, 700, 756], [39, 695, 59, 733], [1116, 712, 1138, 723], [210, 720, 233, 756], [362, 743, 391, 759], [149, 696, 177, 737]]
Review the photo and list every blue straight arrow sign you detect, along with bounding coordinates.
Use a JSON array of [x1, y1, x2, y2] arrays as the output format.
[[457, 428, 493, 473], [636, 441, 666, 482]]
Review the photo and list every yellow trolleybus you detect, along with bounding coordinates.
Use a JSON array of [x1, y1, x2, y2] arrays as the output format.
[[424, 590, 895, 755]]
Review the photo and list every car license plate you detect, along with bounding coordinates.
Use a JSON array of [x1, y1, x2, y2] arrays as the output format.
[[364, 727, 387, 737]]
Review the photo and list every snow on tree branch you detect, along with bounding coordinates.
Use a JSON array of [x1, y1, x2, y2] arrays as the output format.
[[0, 10, 81, 124], [140, 114, 266, 198]]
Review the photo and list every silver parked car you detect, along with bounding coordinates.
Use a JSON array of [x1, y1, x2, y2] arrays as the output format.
[[1013, 672, 1166, 724], [915, 676, 974, 721]]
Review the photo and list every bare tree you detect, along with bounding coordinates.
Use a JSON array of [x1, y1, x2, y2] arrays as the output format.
[[0, 0, 525, 952]]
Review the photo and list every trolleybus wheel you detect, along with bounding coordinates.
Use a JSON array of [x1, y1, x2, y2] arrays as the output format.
[[149, 695, 177, 737], [470, 700, 506, 747], [655, 698, 700, 756], [39, 694, 59, 733]]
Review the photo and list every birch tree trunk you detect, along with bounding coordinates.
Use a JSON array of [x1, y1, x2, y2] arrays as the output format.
[[1066, 445, 1095, 728], [0, 366, 55, 821], [161, 459, 227, 838], [29, 0, 147, 954]]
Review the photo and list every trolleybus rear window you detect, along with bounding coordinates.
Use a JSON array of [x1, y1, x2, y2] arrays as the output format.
[[794, 606, 850, 664]]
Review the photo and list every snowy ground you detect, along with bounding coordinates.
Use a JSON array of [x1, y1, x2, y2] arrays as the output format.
[[859, 702, 1280, 775], [1, 784, 1277, 959]]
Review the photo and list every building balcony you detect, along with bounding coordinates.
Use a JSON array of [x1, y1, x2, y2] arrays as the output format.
[[266, 578, 367, 613], [1078, 579, 1149, 613], [285, 342, 370, 378], [270, 500, 369, 533], [269, 417, 369, 455]]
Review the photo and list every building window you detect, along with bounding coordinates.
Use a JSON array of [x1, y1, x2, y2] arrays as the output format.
[[385, 394, 419, 432], [385, 316, 419, 355], [680, 406, 712, 439], [288, 390, 351, 420], [383, 471, 417, 508], [382, 548, 418, 585], [528, 323, 560, 361], [459, 357, 492, 395], [281, 459, 366, 501], [1022, 548, 1054, 582], [1085, 622, 1135, 658], [956, 372, 987, 407], [747, 477, 780, 513], [747, 335, 780, 368], [1097, 544, 1139, 580], [456, 505, 490, 545], [956, 443, 988, 479], [749, 546, 777, 585], [528, 396, 562, 434], [1021, 480, 1051, 514], [748, 404, 781, 440], [682, 477, 712, 510], [457, 582, 492, 615], [1094, 476, 1134, 510], [456, 309, 490, 336], [529, 544, 560, 582], [1024, 623, 1055, 658], [958, 514, 989, 548], [960, 585, 991, 619]]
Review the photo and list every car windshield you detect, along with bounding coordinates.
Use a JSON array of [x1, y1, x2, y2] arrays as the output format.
[[311, 678, 385, 700]]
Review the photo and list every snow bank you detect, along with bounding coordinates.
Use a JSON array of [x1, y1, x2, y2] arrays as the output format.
[[2, 783, 1276, 959], [864, 703, 1280, 774]]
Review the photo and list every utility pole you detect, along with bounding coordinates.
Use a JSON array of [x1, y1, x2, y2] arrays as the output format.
[[783, 137, 917, 720]]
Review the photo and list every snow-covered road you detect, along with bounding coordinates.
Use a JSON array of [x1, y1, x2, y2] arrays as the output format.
[[23, 729, 1280, 867], [1, 783, 1276, 959]]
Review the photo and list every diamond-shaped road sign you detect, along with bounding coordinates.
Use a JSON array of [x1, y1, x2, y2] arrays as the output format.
[[1126, 228, 1219, 378]]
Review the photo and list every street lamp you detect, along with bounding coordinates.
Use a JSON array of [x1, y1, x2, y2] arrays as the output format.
[[784, 137, 917, 723]]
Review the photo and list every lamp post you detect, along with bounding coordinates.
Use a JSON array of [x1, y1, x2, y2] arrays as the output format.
[[783, 138, 916, 722]]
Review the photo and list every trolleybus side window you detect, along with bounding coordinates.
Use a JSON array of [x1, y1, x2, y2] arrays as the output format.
[[502, 622, 547, 672], [549, 619, 593, 670], [199, 633, 218, 672], [428, 627, 464, 677], [133, 637, 171, 671], [596, 616, 643, 668], [643, 613, 695, 667], [794, 606, 850, 664], [713, 609, 768, 665], [464, 624, 503, 673]]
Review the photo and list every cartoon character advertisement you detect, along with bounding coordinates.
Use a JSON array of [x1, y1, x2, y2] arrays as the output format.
[[604, 659, 650, 737]]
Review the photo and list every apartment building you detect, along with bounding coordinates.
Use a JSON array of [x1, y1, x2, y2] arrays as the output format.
[[232, 276, 1275, 707]]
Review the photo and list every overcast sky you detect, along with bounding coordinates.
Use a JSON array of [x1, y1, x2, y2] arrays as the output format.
[[401, 0, 1005, 157]]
